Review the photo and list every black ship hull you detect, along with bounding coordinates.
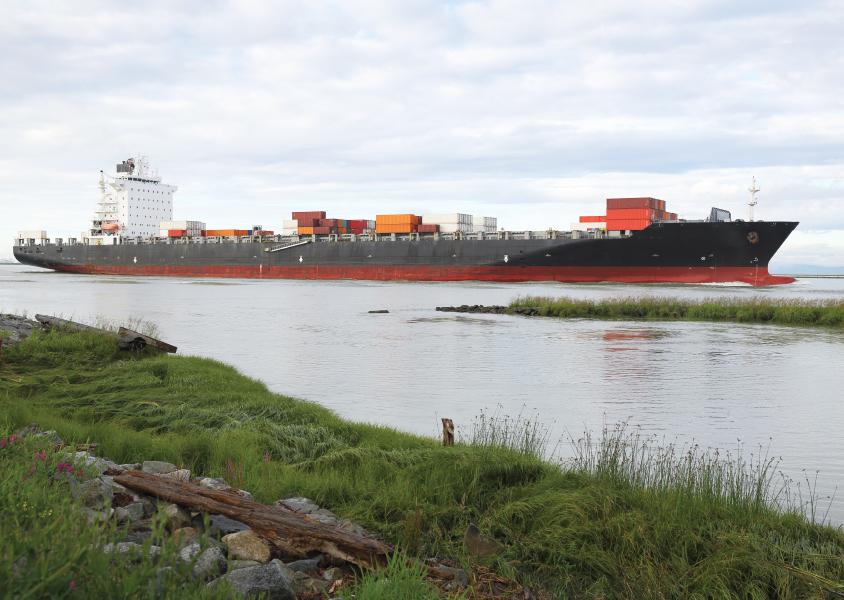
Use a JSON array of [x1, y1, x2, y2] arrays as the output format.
[[13, 221, 798, 285]]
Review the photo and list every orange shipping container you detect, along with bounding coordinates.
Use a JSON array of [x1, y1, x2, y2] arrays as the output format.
[[579, 215, 606, 223], [375, 224, 417, 234], [376, 214, 418, 225], [206, 229, 249, 236], [606, 197, 663, 210], [298, 226, 315, 235]]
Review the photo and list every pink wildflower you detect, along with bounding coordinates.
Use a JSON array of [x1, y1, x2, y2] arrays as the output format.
[[69, 579, 77, 591], [0, 437, 6, 449], [9, 434, 17, 444], [56, 462, 75, 474], [34, 450, 47, 461]]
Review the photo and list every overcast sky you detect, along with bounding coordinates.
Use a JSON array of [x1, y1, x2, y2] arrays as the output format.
[[2, 0, 843, 270]]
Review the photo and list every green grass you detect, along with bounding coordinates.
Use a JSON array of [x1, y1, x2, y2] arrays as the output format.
[[2, 329, 844, 598], [343, 552, 451, 600], [510, 296, 844, 328], [0, 432, 234, 599]]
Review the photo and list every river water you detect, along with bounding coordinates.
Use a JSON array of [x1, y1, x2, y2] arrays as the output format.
[[2, 263, 843, 521]]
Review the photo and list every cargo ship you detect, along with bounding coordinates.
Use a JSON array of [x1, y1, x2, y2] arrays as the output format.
[[13, 157, 798, 286]]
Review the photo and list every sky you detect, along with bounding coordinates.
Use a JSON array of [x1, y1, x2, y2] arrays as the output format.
[[1, 0, 843, 271]]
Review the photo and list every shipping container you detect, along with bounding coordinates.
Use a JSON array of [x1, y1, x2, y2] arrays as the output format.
[[206, 229, 250, 237], [605, 219, 652, 231], [422, 213, 471, 225], [571, 221, 606, 231], [348, 219, 368, 229], [167, 229, 187, 237], [606, 197, 663, 210], [375, 223, 417, 234], [579, 215, 606, 223], [668, 212, 678, 220], [606, 208, 659, 220], [292, 211, 326, 221], [319, 219, 338, 227], [417, 223, 440, 233], [376, 214, 418, 225], [256, 230, 274, 236], [282, 219, 298, 229]]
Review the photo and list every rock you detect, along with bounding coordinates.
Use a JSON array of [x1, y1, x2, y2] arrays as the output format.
[[172, 526, 199, 547], [192, 546, 227, 580], [337, 518, 368, 537], [118, 463, 142, 471], [141, 460, 178, 475], [178, 541, 203, 563], [161, 503, 192, 531], [32, 429, 62, 445], [229, 560, 261, 570], [158, 468, 191, 482], [83, 507, 114, 524], [222, 530, 272, 563], [103, 541, 161, 559], [285, 556, 323, 573], [234, 489, 253, 501], [208, 514, 249, 537], [151, 566, 178, 596], [291, 571, 327, 595], [322, 567, 344, 582], [438, 565, 469, 588], [208, 559, 295, 600], [464, 523, 504, 559], [101, 475, 131, 495], [115, 502, 145, 523], [73, 451, 118, 475], [75, 478, 113, 509], [275, 497, 322, 514], [198, 477, 230, 491]]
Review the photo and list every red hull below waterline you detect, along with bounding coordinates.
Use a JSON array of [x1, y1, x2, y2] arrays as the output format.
[[49, 264, 794, 286]]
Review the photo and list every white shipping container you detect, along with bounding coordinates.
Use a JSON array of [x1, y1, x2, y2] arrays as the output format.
[[282, 219, 298, 229], [280, 228, 299, 236], [17, 230, 48, 240], [571, 222, 606, 231], [422, 213, 471, 225]]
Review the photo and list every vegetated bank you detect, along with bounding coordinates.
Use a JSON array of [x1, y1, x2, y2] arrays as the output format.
[[437, 296, 844, 328], [2, 328, 844, 598]]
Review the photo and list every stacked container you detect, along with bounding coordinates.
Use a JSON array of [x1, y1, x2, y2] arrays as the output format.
[[206, 229, 250, 236], [159, 220, 206, 237], [605, 198, 664, 231], [376, 214, 419, 234], [422, 213, 472, 234]]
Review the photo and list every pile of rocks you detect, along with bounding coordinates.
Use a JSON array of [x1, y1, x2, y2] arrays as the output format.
[[0, 313, 38, 346], [19, 427, 398, 599]]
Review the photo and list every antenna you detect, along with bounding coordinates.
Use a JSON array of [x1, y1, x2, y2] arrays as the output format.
[[748, 176, 759, 222]]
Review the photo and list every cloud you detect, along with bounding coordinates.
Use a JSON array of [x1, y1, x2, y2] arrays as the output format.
[[1, 0, 842, 269]]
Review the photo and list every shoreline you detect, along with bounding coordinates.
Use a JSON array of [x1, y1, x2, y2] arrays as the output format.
[[3, 322, 844, 597]]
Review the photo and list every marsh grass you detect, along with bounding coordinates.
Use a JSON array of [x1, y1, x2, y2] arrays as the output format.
[[464, 405, 556, 461], [3, 329, 844, 597], [512, 296, 844, 328]]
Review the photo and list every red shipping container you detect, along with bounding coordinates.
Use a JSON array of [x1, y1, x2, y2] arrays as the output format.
[[257, 230, 274, 235], [656, 199, 666, 211], [319, 219, 338, 227], [296, 218, 319, 227], [348, 219, 368, 229], [579, 215, 606, 223], [606, 197, 662, 210], [417, 224, 440, 233], [668, 212, 678, 220], [292, 211, 326, 221], [349, 228, 365, 234], [168, 229, 187, 237], [606, 208, 658, 219], [606, 219, 651, 231]]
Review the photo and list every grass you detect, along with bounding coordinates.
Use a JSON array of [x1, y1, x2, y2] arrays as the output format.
[[2, 329, 844, 598], [510, 296, 844, 328], [0, 432, 234, 599]]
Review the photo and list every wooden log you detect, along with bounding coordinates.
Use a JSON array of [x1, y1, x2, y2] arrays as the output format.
[[113, 471, 390, 568], [441, 418, 455, 446], [117, 327, 177, 353]]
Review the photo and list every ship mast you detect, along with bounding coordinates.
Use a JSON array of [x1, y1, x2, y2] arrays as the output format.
[[748, 176, 759, 222]]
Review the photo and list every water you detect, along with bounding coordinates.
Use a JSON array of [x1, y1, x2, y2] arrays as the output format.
[[2, 263, 843, 521]]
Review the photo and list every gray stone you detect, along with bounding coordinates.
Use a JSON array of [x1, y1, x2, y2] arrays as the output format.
[[234, 489, 253, 501], [322, 567, 344, 582], [118, 463, 142, 471], [141, 460, 178, 475], [438, 565, 469, 587], [275, 497, 321, 514], [198, 477, 230, 491], [75, 478, 113, 509], [285, 556, 323, 573], [115, 502, 145, 523], [161, 502, 192, 530], [192, 546, 227, 580], [101, 475, 130, 495], [229, 560, 261, 570], [208, 559, 295, 599], [150, 566, 179, 596], [178, 541, 203, 563], [291, 571, 327, 596], [103, 541, 161, 558], [158, 468, 191, 482], [73, 451, 118, 475], [172, 526, 199, 547], [222, 530, 272, 563], [208, 514, 249, 537], [32, 430, 62, 445], [83, 507, 114, 524]]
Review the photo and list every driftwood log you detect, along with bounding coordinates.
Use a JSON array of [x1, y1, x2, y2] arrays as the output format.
[[441, 418, 455, 446], [114, 471, 389, 568], [34, 314, 176, 353], [113, 471, 462, 581]]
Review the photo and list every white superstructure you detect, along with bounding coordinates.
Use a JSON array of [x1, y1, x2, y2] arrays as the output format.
[[90, 156, 177, 241]]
